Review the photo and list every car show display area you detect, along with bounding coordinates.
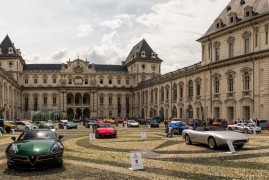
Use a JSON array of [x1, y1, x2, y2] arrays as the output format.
[[0, 123, 268, 179]]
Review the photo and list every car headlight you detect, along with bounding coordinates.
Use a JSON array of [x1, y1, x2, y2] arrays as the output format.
[[50, 142, 63, 154], [6, 144, 18, 154]]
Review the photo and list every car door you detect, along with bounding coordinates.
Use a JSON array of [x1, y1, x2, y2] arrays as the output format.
[[190, 127, 205, 143], [16, 121, 24, 131], [236, 124, 244, 132]]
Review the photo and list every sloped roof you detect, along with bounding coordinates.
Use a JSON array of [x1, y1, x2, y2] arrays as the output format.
[[199, 0, 269, 40], [0, 35, 20, 57], [124, 39, 162, 65], [94, 64, 128, 72], [24, 64, 62, 70]]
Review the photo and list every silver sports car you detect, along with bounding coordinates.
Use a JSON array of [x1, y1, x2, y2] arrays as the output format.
[[182, 126, 249, 149]]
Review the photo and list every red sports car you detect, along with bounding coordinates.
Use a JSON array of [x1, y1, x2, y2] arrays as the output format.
[[95, 123, 117, 138]]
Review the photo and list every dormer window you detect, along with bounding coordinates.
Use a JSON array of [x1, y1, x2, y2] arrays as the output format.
[[141, 51, 146, 57], [244, 6, 253, 18], [230, 17, 233, 23], [216, 23, 220, 28], [8, 61, 13, 68], [214, 18, 223, 29], [240, 0, 245, 5], [8, 47, 13, 54], [226, 6, 231, 11], [142, 64, 146, 70], [151, 52, 156, 58]]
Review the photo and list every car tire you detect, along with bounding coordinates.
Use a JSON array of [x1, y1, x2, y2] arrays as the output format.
[[244, 129, 248, 134], [228, 127, 232, 131], [7, 163, 13, 169], [58, 160, 63, 168], [208, 137, 217, 150], [5, 127, 11, 133], [185, 134, 192, 145], [236, 144, 244, 149]]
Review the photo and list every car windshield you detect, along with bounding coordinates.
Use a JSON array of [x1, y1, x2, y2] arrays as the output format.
[[40, 124, 55, 129], [18, 130, 56, 140], [128, 120, 136, 123], [98, 124, 112, 128], [195, 126, 225, 131]]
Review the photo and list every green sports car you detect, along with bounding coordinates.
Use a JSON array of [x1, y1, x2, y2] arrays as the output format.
[[6, 129, 64, 169]]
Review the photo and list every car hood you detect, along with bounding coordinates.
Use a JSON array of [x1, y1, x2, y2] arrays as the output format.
[[208, 131, 248, 140], [97, 128, 115, 133], [12, 139, 56, 156]]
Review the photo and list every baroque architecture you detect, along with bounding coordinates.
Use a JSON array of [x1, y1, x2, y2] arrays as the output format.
[[0, 0, 269, 122]]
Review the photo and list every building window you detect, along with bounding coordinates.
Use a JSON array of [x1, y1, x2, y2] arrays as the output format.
[[109, 111, 112, 118], [109, 97, 112, 106], [109, 79, 112, 84], [155, 90, 158, 101], [230, 17, 233, 23], [255, 33, 258, 47], [100, 79, 103, 84], [85, 79, 88, 85], [53, 97, 57, 106], [53, 78, 57, 83], [126, 79, 129, 85], [34, 97, 38, 111], [68, 79, 72, 84], [215, 77, 220, 93], [43, 79, 47, 84], [0, 62, 1, 66], [25, 79, 28, 84], [266, 31, 269, 45], [243, 71, 250, 90], [117, 79, 121, 84], [228, 43, 234, 58], [196, 83, 201, 96], [228, 74, 234, 92], [100, 97, 104, 105], [244, 106, 250, 120], [142, 64, 145, 70], [188, 81, 193, 98], [34, 79, 38, 84], [43, 97, 47, 105], [25, 97, 29, 111], [215, 48, 220, 61], [244, 38, 250, 54], [160, 87, 164, 102], [214, 107, 220, 119], [173, 85, 177, 101]]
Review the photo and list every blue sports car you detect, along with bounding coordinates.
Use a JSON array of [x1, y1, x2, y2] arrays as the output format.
[[169, 121, 189, 135]]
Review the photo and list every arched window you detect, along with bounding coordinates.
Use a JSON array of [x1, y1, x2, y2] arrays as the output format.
[[215, 77, 220, 93], [228, 74, 234, 92], [161, 87, 164, 102], [150, 89, 154, 103], [173, 84, 177, 101], [243, 71, 250, 90], [188, 81, 193, 98]]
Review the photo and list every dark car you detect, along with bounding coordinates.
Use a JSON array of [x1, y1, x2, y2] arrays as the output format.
[[6, 129, 64, 169], [151, 116, 161, 123], [86, 120, 98, 128], [150, 120, 159, 128], [137, 118, 146, 125]]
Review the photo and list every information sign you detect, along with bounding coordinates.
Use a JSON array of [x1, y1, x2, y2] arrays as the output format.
[[129, 151, 144, 170]]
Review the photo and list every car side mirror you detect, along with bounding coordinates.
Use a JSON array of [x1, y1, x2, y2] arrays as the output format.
[[58, 135, 64, 139], [11, 136, 16, 141]]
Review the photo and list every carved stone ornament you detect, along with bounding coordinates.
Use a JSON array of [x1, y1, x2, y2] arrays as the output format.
[[73, 65, 84, 73], [213, 41, 221, 48], [242, 31, 251, 39], [227, 36, 235, 44]]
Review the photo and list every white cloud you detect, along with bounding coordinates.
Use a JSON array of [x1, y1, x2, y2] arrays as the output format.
[[78, 24, 93, 37], [51, 49, 68, 61], [98, 14, 134, 30], [73, 31, 124, 64]]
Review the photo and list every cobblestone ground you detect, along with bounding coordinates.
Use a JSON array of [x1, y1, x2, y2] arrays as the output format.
[[0, 123, 269, 179]]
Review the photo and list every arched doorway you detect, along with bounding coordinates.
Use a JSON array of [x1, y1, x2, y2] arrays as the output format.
[[75, 93, 82, 106], [187, 105, 193, 120], [67, 93, 74, 105], [172, 106, 177, 118], [83, 108, 90, 119], [67, 108, 74, 120], [75, 108, 82, 120], [141, 108, 145, 119], [159, 107, 164, 121]]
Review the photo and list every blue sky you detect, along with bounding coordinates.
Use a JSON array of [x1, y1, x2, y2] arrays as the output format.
[[0, 0, 230, 74]]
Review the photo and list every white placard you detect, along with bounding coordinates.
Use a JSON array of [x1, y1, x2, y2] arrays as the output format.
[[253, 129, 256, 134], [226, 140, 236, 153], [64, 126, 67, 130], [90, 125, 92, 129], [140, 132, 147, 139], [11, 129, 15, 134], [148, 124, 151, 128], [130, 152, 144, 170], [0, 131, 2, 136], [89, 133, 96, 141]]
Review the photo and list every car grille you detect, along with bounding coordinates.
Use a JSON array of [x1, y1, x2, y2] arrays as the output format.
[[233, 140, 248, 144]]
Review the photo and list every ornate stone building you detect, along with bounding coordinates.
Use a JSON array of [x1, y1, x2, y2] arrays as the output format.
[[0, 0, 269, 122]]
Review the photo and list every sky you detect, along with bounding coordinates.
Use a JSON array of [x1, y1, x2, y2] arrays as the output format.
[[0, 0, 230, 74]]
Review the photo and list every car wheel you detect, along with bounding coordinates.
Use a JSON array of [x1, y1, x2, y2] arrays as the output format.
[[208, 137, 217, 149], [185, 134, 192, 145], [5, 127, 11, 133], [228, 127, 232, 131], [243, 129, 248, 134], [236, 144, 244, 149], [7, 163, 13, 169]]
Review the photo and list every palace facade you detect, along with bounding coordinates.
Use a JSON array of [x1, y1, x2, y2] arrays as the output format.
[[0, 0, 269, 122]]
